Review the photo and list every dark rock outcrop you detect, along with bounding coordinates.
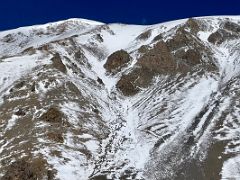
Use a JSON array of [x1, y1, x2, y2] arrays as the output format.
[[116, 72, 140, 96], [47, 132, 64, 143], [137, 41, 175, 74], [97, 77, 104, 85], [136, 30, 152, 40], [138, 45, 150, 54], [183, 18, 201, 34], [51, 53, 67, 73], [175, 49, 201, 66], [208, 30, 224, 45], [117, 24, 216, 96], [207, 29, 238, 45], [40, 107, 63, 123], [104, 50, 131, 74], [223, 21, 240, 33], [152, 34, 163, 42], [14, 108, 26, 116], [2, 158, 54, 180], [117, 41, 175, 96], [208, 21, 240, 45]]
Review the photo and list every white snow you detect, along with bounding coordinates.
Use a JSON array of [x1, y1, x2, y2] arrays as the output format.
[[101, 24, 147, 53], [0, 53, 51, 104], [177, 77, 218, 132], [221, 156, 240, 180], [198, 31, 212, 42], [38, 146, 93, 180], [118, 99, 155, 170], [5, 115, 18, 131], [0, 18, 104, 38]]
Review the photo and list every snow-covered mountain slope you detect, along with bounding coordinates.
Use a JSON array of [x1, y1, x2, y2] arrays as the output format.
[[1, 16, 240, 180]]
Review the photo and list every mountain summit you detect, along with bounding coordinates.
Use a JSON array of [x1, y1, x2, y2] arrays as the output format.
[[0, 16, 240, 180]]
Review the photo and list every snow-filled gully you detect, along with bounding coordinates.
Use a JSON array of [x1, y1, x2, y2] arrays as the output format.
[[83, 52, 151, 178], [88, 96, 154, 179], [86, 38, 240, 179]]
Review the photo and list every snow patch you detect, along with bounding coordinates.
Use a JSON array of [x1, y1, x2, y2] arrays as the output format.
[[221, 156, 240, 179]]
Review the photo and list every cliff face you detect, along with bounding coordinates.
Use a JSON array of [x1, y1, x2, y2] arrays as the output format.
[[0, 16, 240, 180]]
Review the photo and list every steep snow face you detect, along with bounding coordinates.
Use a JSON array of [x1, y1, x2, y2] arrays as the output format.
[[1, 16, 240, 180], [100, 24, 147, 53]]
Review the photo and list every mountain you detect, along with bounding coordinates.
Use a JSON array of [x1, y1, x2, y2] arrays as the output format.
[[0, 16, 240, 180]]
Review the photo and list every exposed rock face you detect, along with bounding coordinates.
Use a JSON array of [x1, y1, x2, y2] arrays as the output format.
[[51, 53, 67, 73], [208, 30, 224, 44], [117, 25, 216, 96], [137, 41, 175, 74], [104, 50, 131, 74], [117, 70, 139, 96], [2, 158, 53, 180], [208, 21, 240, 45], [14, 108, 26, 116], [176, 49, 201, 66], [208, 29, 237, 45], [183, 18, 201, 34], [1, 17, 240, 180], [138, 45, 150, 54], [117, 41, 175, 96], [152, 36, 161, 43], [47, 132, 64, 143], [166, 28, 202, 51], [223, 21, 240, 33], [97, 77, 104, 85], [136, 29, 152, 40], [166, 27, 215, 70], [40, 107, 63, 123]]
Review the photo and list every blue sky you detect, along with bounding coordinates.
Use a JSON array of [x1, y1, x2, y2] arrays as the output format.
[[0, 0, 240, 31]]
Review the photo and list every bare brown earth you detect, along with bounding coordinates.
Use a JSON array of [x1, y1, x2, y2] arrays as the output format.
[[2, 158, 55, 180], [40, 107, 63, 123]]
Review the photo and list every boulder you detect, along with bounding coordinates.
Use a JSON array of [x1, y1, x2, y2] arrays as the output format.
[[104, 50, 131, 74], [40, 107, 63, 123]]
